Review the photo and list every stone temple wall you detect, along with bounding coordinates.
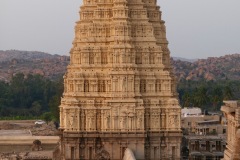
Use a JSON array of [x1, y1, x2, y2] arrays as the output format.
[[221, 101, 240, 160], [59, 0, 182, 159]]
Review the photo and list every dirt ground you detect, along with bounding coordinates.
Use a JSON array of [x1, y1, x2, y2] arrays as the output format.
[[0, 120, 59, 159], [0, 120, 58, 136]]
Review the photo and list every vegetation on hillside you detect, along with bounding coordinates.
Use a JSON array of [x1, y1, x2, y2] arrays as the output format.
[[178, 80, 240, 111], [0, 73, 239, 121], [172, 54, 240, 81], [0, 73, 63, 121]]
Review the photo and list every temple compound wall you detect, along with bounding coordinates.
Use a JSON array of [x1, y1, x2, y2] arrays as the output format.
[[59, 0, 182, 159], [221, 101, 240, 160]]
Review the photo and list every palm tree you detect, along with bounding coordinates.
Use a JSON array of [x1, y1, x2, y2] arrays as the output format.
[[211, 87, 223, 111], [193, 87, 209, 107], [182, 92, 191, 107]]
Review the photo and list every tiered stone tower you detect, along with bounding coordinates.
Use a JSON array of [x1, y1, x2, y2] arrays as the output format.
[[59, 0, 182, 159]]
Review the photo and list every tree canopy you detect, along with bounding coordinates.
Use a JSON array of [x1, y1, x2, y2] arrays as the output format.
[[0, 73, 239, 120], [178, 79, 240, 111], [0, 73, 63, 120]]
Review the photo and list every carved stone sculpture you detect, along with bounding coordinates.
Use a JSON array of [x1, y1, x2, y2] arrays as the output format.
[[31, 139, 42, 151], [94, 138, 110, 160]]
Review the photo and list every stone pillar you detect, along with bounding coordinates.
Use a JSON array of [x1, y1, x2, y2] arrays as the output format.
[[221, 101, 240, 160]]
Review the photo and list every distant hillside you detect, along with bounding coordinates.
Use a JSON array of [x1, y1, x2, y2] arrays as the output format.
[[0, 50, 239, 81], [0, 50, 56, 62], [172, 57, 197, 63], [0, 50, 69, 81], [172, 54, 240, 81]]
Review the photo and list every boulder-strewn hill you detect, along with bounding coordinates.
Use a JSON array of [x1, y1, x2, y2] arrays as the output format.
[[172, 54, 240, 81], [0, 50, 239, 81], [0, 50, 56, 62], [0, 50, 69, 81]]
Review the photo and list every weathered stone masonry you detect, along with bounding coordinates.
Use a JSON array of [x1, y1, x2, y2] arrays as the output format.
[[59, 0, 182, 159]]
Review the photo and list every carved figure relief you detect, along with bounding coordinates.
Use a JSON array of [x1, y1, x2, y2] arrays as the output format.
[[79, 137, 85, 159], [31, 140, 42, 151], [174, 115, 180, 128], [86, 110, 96, 131], [88, 117, 95, 130], [67, 111, 77, 130], [69, 114, 74, 128], [104, 111, 110, 130], [136, 110, 144, 129], [153, 117, 159, 129], [80, 110, 85, 130], [120, 116, 126, 129], [168, 115, 178, 128], [94, 138, 110, 160], [137, 116, 142, 129]]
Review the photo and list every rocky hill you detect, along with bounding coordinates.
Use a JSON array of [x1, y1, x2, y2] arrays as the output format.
[[172, 54, 240, 81], [0, 50, 239, 81], [0, 50, 56, 62], [0, 50, 69, 81]]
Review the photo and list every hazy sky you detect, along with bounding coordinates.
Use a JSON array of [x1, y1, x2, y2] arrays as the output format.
[[0, 0, 240, 59]]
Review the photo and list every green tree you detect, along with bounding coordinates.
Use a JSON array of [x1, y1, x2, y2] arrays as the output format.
[[182, 92, 192, 107], [9, 73, 26, 108], [223, 86, 233, 100], [210, 87, 223, 111], [31, 101, 42, 116], [42, 112, 52, 124], [24, 74, 46, 108], [193, 87, 209, 107], [48, 95, 60, 121], [0, 81, 9, 107]]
